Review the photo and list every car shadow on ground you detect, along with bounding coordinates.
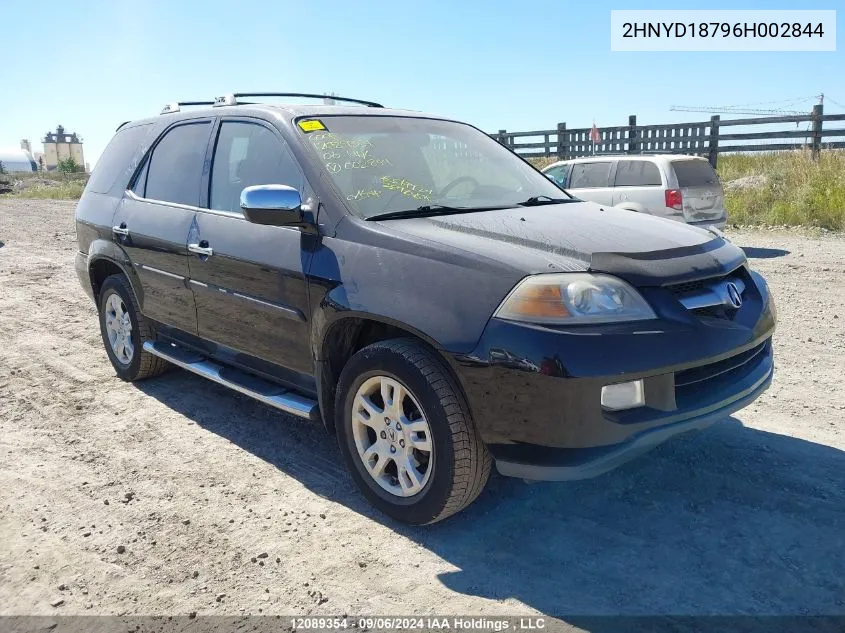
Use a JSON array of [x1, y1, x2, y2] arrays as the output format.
[[136, 371, 845, 619], [741, 246, 790, 259], [0, 239, 5, 248]]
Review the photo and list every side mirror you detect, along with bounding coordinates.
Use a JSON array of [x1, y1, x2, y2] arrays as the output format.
[[240, 185, 304, 226]]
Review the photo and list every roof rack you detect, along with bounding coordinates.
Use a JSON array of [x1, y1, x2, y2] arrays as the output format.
[[160, 101, 216, 115], [212, 92, 384, 108]]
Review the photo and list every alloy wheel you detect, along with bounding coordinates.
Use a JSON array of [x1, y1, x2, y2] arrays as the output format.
[[350, 375, 434, 497], [104, 292, 134, 365]]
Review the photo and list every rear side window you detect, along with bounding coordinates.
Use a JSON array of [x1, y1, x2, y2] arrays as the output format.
[[672, 160, 719, 187], [209, 121, 303, 213], [144, 122, 211, 206], [86, 123, 153, 194], [569, 162, 612, 189], [614, 160, 662, 187]]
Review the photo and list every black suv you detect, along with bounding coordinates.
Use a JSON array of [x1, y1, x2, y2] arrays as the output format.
[[75, 93, 776, 524]]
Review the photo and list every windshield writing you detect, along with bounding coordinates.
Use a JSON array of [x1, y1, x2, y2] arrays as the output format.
[[301, 117, 566, 219]]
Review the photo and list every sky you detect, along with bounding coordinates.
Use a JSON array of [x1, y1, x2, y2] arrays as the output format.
[[1, 0, 842, 169]]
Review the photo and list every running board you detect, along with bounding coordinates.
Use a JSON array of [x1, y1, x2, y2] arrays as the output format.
[[142, 341, 319, 421]]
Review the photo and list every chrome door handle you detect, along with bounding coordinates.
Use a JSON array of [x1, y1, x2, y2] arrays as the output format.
[[188, 242, 213, 257], [112, 225, 129, 237]]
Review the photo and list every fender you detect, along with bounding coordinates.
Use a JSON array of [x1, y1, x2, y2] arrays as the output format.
[[315, 307, 448, 361], [86, 238, 144, 306], [312, 307, 472, 434]]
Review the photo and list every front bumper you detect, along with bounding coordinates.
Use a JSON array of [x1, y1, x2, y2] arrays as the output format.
[[495, 341, 771, 480], [451, 269, 775, 481]]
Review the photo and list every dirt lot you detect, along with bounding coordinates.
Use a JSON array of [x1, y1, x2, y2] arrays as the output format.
[[1, 200, 844, 620]]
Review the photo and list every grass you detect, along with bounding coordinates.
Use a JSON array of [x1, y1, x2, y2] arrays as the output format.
[[10, 181, 87, 200], [717, 150, 845, 231], [528, 149, 845, 231], [527, 156, 559, 171], [0, 171, 88, 201]]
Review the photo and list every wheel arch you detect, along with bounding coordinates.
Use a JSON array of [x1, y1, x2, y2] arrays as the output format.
[[87, 249, 142, 306], [316, 313, 470, 434]]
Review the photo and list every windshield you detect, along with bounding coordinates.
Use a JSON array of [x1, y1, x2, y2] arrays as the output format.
[[298, 116, 569, 219]]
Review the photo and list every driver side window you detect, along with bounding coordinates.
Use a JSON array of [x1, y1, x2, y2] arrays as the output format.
[[421, 135, 522, 195], [544, 165, 568, 187], [209, 121, 303, 214]]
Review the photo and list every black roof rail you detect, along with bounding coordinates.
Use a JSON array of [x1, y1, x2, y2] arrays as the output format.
[[160, 101, 216, 115], [213, 92, 383, 108]]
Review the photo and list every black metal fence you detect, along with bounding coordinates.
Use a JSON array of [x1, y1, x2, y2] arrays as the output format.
[[492, 105, 845, 167]]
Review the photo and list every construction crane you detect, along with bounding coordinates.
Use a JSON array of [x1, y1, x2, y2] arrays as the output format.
[[669, 105, 808, 116], [670, 94, 824, 117]]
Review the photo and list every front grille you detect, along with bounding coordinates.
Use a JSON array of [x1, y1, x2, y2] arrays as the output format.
[[692, 305, 733, 320], [664, 267, 748, 321], [664, 270, 735, 297], [675, 341, 768, 388]]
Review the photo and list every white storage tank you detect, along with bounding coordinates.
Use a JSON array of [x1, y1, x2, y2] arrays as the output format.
[[0, 147, 37, 173]]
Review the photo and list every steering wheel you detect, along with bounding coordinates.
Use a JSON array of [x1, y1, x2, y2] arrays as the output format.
[[439, 176, 480, 198]]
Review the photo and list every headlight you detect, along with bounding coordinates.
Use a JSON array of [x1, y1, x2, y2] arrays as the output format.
[[495, 273, 656, 325]]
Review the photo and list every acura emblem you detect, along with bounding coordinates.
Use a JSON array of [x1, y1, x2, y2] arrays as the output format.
[[726, 282, 743, 309]]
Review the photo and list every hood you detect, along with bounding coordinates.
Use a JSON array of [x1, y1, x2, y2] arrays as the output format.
[[378, 201, 746, 286]]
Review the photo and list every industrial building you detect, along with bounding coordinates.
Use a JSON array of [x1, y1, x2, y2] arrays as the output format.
[[42, 125, 85, 171]]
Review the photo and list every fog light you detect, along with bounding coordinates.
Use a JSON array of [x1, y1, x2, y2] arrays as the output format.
[[601, 380, 645, 411]]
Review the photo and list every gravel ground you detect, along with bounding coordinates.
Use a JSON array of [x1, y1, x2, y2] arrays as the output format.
[[1, 200, 843, 620]]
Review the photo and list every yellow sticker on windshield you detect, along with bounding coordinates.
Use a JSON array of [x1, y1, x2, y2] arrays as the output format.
[[298, 119, 326, 132]]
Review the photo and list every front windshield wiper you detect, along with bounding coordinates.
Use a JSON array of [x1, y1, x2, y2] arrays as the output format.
[[517, 195, 576, 206], [366, 204, 511, 221]]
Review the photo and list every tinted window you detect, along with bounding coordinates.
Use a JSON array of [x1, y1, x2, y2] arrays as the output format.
[[144, 122, 211, 206], [86, 123, 154, 194], [210, 121, 303, 213], [672, 160, 719, 187], [544, 165, 568, 187], [615, 160, 662, 187], [569, 162, 612, 189]]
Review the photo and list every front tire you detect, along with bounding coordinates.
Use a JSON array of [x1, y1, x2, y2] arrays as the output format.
[[335, 338, 491, 524], [97, 274, 169, 382]]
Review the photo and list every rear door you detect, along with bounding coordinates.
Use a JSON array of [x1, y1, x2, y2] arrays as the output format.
[[113, 120, 211, 334], [611, 159, 668, 216], [566, 160, 614, 205], [670, 159, 726, 223], [187, 117, 314, 384]]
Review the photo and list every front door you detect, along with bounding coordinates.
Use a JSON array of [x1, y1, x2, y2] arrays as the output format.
[[187, 118, 314, 383], [112, 119, 213, 334]]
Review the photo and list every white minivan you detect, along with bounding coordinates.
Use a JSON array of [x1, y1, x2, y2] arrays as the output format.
[[542, 155, 727, 229]]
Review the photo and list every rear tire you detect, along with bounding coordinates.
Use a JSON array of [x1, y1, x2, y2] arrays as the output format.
[[335, 338, 491, 524], [97, 274, 169, 381]]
